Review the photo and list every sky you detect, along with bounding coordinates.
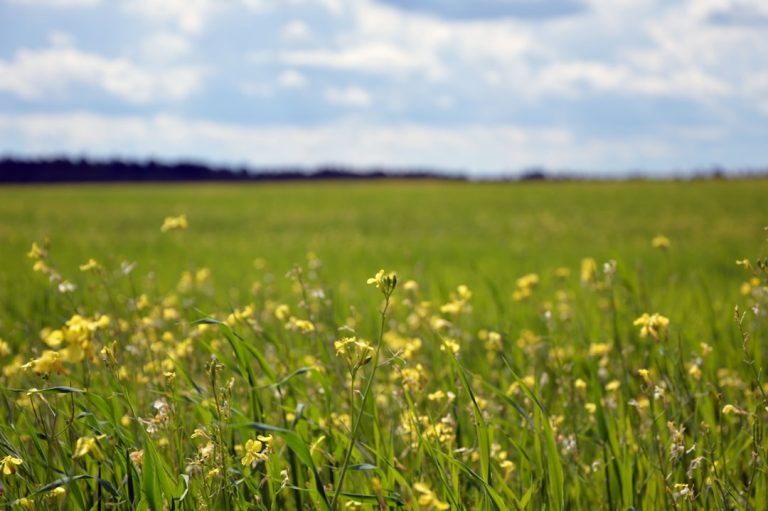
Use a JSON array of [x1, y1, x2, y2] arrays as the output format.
[[0, 0, 767, 175]]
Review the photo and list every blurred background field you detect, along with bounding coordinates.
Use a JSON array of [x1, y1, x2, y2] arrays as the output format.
[[1, 179, 765, 315]]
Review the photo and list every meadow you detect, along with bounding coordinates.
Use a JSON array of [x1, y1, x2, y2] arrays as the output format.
[[0, 179, 766, 509]]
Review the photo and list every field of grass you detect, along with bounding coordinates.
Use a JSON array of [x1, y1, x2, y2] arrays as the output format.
[[0, 180, 766, 509]]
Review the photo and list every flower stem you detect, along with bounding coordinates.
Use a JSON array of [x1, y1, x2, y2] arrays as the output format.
[[331, 296, 390, 509]]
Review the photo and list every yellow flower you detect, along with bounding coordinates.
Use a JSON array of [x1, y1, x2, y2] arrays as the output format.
[[512, 273, 539, 301], [128, 449, 144, 466], [49, 487, 66, 500], [27, 242, 46, 260], [22, 350, 65, 375], [637, 368, 652, 384], [633, 312, 670, 339], [1, 455, 23, 475], [584, 403, 597, 414], [651, 235, 670, 249], [241, 436, 272, 466], [414, 482, 450, 510], [722, 404, 747, 416], [335, 336, 374, 369], [160, 214, 188, 232], [79, 258, 101, 272], [17, 497, 34, 510], [574, 378, 587, 391], [428, 390, 446, 401], [72, 436, 104, 460], [440, 338, 460, 354], [588, 342, 611, 357], [403, 279, 419, 292], [605, 380, 621, 392], [285, 316, 315, 334], [580, 258, 597, 284], [367, 269, 397, 297], [274, 304, 290, 321]]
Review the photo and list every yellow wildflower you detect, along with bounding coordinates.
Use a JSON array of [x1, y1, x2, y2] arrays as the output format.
[[722, 404, 747, 416], [285, 316, 315, 334], [403, 279, 419, 292], [1, 455, 23, 475], [651, 235, 670, 249], [49, 487, 66, 500], [513, 273, 539, 301], [72, 436, 104, 460], [588, 342, 611, 357], [22, 350, 65, 375], [274, 304, 290, 321], [27, 241, 46, 260], [161, 214, 188, 232], [367, 269, 397, 297], [129, 450, 144, 466], [440, 338, 460, 354], [633, 312, 670, 339], [17, 497, 34, 510], [414, 482, 450, 510], [241, 435, 272, 466], [79, 258, 101, 272], [580, 258, 597, 284], [334, 336, 374, 369]]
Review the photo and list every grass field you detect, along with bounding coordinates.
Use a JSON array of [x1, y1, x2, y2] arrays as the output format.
[[0, 180, 766, 509]]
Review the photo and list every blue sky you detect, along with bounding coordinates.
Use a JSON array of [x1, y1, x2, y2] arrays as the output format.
[[0, 0, 766, 175]]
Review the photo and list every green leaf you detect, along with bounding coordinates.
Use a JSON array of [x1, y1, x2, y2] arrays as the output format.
[[196, 318, 276, 382], [271, 367, 314, 388]]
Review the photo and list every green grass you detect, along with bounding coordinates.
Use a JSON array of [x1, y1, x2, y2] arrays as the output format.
[[0, 179, 766, 510]]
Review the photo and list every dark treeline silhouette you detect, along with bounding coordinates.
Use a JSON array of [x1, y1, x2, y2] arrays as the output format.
[[0, 157, 463, 183], [1, 157, 766, 183]]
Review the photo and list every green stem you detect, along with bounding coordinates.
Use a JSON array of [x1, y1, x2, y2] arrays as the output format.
[[330, 296, 390, 509]]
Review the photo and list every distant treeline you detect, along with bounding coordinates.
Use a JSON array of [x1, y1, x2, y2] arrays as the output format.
[[1, 157, 766, 183], [0, 157, 463, 183]]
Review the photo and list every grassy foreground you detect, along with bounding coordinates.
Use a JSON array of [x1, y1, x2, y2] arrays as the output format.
[[0, 180, 766, 510]]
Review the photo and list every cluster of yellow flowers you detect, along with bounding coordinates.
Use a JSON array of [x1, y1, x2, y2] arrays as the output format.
[[633, 312, 670, 339]]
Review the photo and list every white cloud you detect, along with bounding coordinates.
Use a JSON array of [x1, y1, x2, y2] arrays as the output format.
[[123, 0, 217, 35], [280, 19, 312, 40], [280, 43, 439, 76], [270, 0, 760, 105], [240, 0, 344, 14], [0, 112, 696, 172], [324, 86, 371, 107], [7, 0, 99, 6], [277, 69, 307, 88], [0, 42, 203, 102], [277, 1, 529, 80]]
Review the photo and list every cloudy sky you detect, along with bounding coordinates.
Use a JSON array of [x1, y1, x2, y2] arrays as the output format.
[[1, 0, 766, 175]]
